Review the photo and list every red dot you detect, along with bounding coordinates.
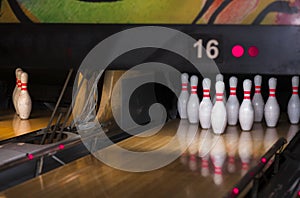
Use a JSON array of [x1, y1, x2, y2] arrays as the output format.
[[233, 187, 239, 195], [248, 46, 259, 57], [58, 144, 65, 150], [261, 157, 267, 163], [27, 153, 34, 160], [232, 45, 244, 58]]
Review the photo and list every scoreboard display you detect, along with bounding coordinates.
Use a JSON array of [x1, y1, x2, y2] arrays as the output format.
[[0, 24, 300, 75]]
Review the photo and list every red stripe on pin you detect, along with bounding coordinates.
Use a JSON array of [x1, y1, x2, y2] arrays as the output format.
[[230, 87, 237, 90], [244, 96, 250, 100], [182, 88, 188, 91], [255, 86, 261, 89], [203, 94, 210, 98], [244, 91, 251, 94], [203, 89, 210, 92], [182, 83, 188, 86], [191, 91, 197, 94], [216, 93, 223, 96], [269, 94, 275, 97], [269, 89, 276, 92], [255, 90, 260, 93]]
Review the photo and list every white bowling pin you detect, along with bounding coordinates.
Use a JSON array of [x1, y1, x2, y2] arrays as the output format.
[[252, 75, 264, 122], [17, 72, 32, 120], [14, 69, 23, 115], [178, 73, 189, 119], [287, 76, 300, 124], [213, 74, 226, 104], [187, 76, 200, 124], [199, 78, 212, 129], [238, 132, 253, 176], [198, 129, 212, 177], [239, 79, 254, 131], [225, 126, 239, 173], [211, 81, 227, 134], [13, 68, 22, 112], [210, 135, 226, 185], [226, 76, 239, 125], [264, 78, 280, 127]]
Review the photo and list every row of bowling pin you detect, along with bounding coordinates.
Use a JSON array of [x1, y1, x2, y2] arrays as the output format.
[[12, 68, 32, 120], [178, 120, 298, 185], [177, 73, 300, 134]]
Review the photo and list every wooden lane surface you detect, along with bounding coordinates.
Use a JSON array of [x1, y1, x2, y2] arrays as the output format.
[[0, 110, 54, 141], [0, 118, 299, 198]]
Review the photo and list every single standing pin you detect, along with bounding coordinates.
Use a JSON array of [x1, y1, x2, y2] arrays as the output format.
[[264, 78, 280, 127], [287, 76, 300, 124], [199, 78, 212, 129], [17, 72, 32, 120], [13, 68, 22, 113], [213, 74, 226, 104], [226, 76, 240, 125], [252, 75, 264, 122], [177, 73, 189, 119], [239, 79, 254, 131], [211, 81, 227, 134], [187, 75, 200, 124], [14, 69, 23, 115]]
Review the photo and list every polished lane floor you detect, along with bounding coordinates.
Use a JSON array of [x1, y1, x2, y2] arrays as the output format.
[[0, 117, 298, 198]]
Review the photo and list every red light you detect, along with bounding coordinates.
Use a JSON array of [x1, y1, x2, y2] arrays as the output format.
[[233, 187, 239, 195], [298, 190, 300, 197], [248, 46, 259, 57], [58, 144, 65, 150], [232, 45, 244, 58], [261, 157, 267, 163], [27, 153, 34, 160]]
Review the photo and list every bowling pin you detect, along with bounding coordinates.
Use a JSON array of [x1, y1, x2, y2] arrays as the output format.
[[238, 132, 253, 176], [187, 75, 200, 124], [210, 135, 226, 185], [199, 78, 212, 129], [287, 76, 300, 124], [17, 72, 32, 120], [239, 79, 254, 131], [14, 69, 23, 115], [226, 76, 239, 125], [213, 74, 226, 103], [211, 81, 227, 134], [178, 73, 189, 119], [264, 78, 280, 127], [252, 75, 264, 122], [13, 68, 22, 112]]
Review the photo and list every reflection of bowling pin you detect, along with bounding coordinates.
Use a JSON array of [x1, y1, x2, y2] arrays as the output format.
[[239, 79, 254, 131], [287, 76, 300, 124], [178, 73, 189, 119], [213, 74, 226, 104], [187, 76, 200, 124], [211, 81, 227, 134], [210, 135, 226, 185], [177, 120, 189, 165], [14, 69, 23, 115], [264, 128, 279, 152], [13, 68, 22, 113], [199, 78, 212, 129], [252, 75, 264, 122], [287, 124, 299, 143], [17, 72, 32, 120], [251, 123, 264, 160], [264, 78, 280, 127], [225, 126, 239, 173], [263, 128, 278, 167], [226, 76, 239, 125], [198, 129, 212, 177], [238, 132, 253, 176], [186, 124, 199, 171]]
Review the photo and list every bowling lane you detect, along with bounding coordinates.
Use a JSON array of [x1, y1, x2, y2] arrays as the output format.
[[0, 117, 298, 197], [0, 109, 54, 141]]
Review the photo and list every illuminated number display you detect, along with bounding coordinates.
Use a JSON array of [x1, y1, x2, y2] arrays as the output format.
[[191, 34, 223, 63]]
